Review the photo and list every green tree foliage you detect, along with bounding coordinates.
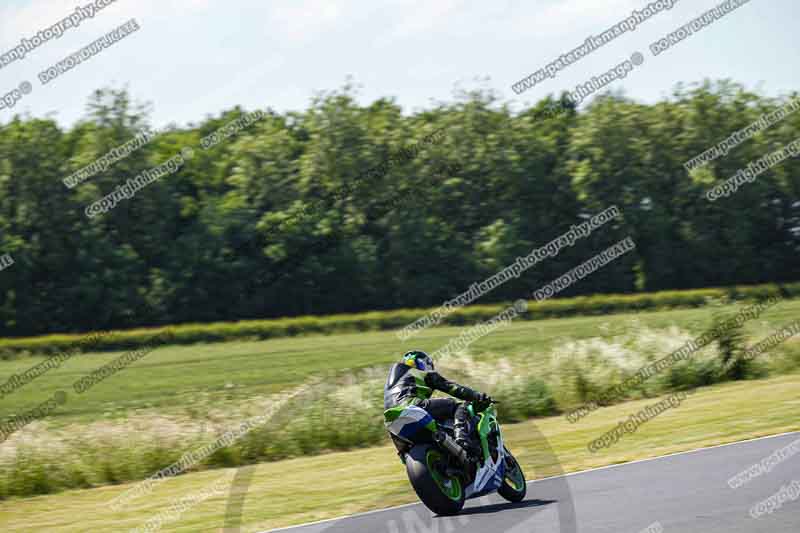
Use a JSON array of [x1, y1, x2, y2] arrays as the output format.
[[0, 82, 797, 336]]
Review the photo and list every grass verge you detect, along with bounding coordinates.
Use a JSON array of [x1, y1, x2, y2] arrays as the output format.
[[1, 299, 797, 501], [0, 373, 797, 532], [2, 282, 797, 358]]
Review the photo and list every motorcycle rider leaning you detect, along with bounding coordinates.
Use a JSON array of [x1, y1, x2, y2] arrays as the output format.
[[384, 350, 491, 459]]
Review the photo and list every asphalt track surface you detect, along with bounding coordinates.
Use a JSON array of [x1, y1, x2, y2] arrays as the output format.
[[264, 432, 800, 533]]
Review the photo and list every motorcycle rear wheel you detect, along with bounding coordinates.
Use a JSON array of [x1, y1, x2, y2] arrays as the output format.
[[405, 444, 466, 515]]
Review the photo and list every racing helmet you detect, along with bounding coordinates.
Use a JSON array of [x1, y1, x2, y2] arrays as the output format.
[[402, 350, 434, 372]]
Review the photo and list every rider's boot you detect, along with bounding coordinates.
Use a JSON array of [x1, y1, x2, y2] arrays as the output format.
[[454, 408, 479, 462]]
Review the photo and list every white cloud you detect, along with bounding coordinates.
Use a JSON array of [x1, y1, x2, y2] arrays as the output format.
[[0, 0, 212, 49], [504, 0, 642, 38], [265, 0, 347, 42], [383, 0, 463, 39]]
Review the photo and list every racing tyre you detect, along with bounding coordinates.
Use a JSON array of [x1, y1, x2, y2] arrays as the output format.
[[405, 444, 466, 515], [498, 446, 527, 502]]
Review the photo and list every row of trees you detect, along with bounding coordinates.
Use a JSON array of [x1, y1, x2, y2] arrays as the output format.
[[0, 81, 798, 337]]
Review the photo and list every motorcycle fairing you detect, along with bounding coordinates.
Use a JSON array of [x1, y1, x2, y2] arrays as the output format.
[[384, 405, 437, 440], [464, 406, 506, 498]]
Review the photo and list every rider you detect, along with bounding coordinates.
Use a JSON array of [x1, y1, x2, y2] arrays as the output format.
[[384, 350, 491, 458]]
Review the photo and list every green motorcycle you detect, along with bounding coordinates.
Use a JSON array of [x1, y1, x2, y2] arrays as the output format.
[[384, 400, 527, 515]]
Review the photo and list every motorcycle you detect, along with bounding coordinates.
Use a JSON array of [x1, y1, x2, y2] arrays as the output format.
[[384, 400, 527, 515]]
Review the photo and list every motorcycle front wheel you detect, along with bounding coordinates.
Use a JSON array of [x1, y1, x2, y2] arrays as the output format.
[[498, 446, 527, 502]]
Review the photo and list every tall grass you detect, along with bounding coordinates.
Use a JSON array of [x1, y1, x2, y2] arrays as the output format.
[[1, 321, 797, 500]]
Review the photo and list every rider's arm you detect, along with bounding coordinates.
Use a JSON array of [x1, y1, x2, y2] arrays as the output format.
[[425, 372, 481, 402]]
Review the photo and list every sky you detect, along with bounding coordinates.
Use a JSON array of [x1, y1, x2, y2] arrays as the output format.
[[0, 0, 797, 129]]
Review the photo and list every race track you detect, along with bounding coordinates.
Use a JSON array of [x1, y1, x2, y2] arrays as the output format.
[[264, 432, 800, 533]]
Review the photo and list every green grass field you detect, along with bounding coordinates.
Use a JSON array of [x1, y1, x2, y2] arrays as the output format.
[[3, 282, 796, 359], [0, 296, 798, 528], [2, 298, 798, 422], [0, 374, 797, 532]]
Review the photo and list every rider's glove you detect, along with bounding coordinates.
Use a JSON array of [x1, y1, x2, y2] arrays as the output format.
[[474, 392, 492, 407]]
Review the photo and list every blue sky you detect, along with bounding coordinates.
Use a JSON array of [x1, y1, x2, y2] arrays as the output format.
[[0, 0, 797, 129]]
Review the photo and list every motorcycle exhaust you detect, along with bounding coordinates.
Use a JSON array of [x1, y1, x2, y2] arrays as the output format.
[[434, 430, 470, 464]]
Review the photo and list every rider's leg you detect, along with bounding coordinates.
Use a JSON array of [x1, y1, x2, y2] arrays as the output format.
[[419, 398, 457, 422], [453, 402, 473, 449], [419, 399, 476, 457]]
